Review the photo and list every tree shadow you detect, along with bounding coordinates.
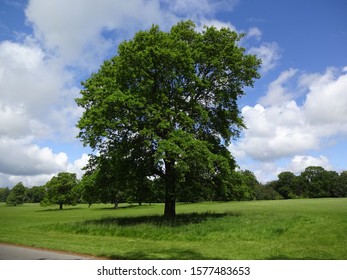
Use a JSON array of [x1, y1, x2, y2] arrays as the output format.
[[101, 248, 219, 260], [94, 204, 154, 211], [83, 211, 240, 227], [36, 207, 84, 212]]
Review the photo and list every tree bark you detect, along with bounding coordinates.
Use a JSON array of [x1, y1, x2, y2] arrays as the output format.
[[164, 159, 176, 220], [164, 195, 176, 220]]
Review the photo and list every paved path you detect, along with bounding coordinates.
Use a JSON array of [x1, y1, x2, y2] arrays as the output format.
[[0, 244, 95, 260]]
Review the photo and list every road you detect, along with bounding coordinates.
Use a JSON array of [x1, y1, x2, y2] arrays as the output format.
[[0, 244, 95, 260]]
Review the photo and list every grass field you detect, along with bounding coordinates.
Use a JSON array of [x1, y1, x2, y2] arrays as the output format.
[[0, 198, 346, 259]]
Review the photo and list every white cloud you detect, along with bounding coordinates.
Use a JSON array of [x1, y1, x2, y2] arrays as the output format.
[[0, 40, 62, 115], [249, 42, 281, 73], [0, 37, 84, 186], [25, 0, 177, 67], [247, 27, 262, 40], [7, 174, 57, 188], [67, 153, 90, 179], [237, 101, 318, 161], [0, 149, 89, 187], [230, 67, 347, 180], [259, 68, 298, 106], [288, 155, 332, 174], [303, 68, 347, 126], [0, 138, 68, 176], [25, 0, 241, 69]]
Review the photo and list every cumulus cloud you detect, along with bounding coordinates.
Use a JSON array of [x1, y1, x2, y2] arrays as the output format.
[[25, 0, 242, 68], [0, 138, 68, 176], [249, 42, 281, 73], [302, 68, 347, 126], [67, 153, 90, 179], [259, 68, 298, 106], [231, 66, 347, 180], [3, 153, 90, 187], [288, 155, 332, 174], [247, 27, 262, 40], [234, 101, 318, 161], [0, 37, 82, 187], [0, 40, 62, 116], [25, 0, 178, 67]]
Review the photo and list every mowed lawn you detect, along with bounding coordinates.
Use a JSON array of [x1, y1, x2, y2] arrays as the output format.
[[0, 198, 346, 259]]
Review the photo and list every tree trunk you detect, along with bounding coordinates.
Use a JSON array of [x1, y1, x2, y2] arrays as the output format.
[[59, 203, 63, 210], [164, 195, 176, 220], [164, 159, 176, 220]]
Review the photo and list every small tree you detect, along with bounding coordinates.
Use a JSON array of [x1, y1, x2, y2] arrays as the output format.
[[6, 182, 26, 206], [41, 172, 78, 210]]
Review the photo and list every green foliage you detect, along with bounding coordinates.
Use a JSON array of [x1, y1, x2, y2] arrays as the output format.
[[0, 187, 10, 202], [6, 182, 26, 206], [76, 21, 261, 218], [41, 172, 79, 210], [271, 166, 347, 199], [334, 171, 347, 197], [254, 182, 283, 200], [25, 186, 46, 203], [78, 171, 99, 206], [275, 171, 297, 199]]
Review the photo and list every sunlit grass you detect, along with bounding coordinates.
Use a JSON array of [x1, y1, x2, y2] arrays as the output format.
[[0, 198, 346, 259]]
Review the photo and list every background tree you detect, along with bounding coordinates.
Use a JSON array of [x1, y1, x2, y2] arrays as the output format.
[[255, 181, 283, 200], [239, 170, 259, 199], [6, 182, 26, 206], [78, 171, 99, 207], [41, 172, 79, 210], [76, 21, 261, 219], [324, 170, 340, 197], [335, 171, 347, 197], [275, 171, 297, 199], [0, 187, 10, 202], [300, 166, 331, 198], [25, 186, 46, 203]]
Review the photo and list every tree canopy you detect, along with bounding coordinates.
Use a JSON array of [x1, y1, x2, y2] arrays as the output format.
[[6, 182, 25, 206], [41, 172, 79, 210], [76, 20, 261, 218]]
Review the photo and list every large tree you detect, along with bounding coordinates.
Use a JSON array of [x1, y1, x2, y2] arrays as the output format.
[[76, 21, 261, 219]]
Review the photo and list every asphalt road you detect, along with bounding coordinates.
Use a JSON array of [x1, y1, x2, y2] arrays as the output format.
[[0, 244, 95, 260]]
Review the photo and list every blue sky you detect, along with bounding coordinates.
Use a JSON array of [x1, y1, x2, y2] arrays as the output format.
[[0, 0, 346, 186]]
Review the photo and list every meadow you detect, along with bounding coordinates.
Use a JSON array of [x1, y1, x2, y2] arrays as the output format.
[[0, 198, 346, 259]]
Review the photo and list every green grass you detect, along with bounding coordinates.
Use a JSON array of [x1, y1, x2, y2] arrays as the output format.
[[0, 198, 346, 259]]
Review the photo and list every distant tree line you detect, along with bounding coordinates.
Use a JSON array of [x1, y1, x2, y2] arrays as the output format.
[[0, 173, 78, 209], [0, 183, 46, 205], [1, 166, 346, 208], [269, 166, 347, 199]]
